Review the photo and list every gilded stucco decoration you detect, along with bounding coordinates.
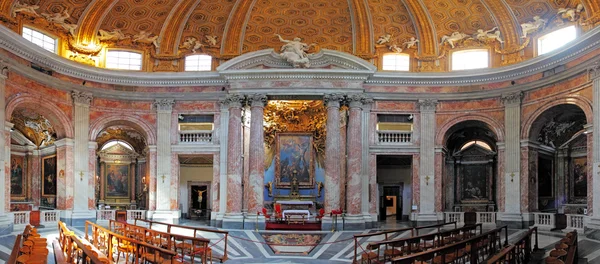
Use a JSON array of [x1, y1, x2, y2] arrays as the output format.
[[96, 126, 146, 154], [11, 109, 56, 148]]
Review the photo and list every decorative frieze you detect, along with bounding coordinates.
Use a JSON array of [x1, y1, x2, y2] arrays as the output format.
[[418, 99, 438, 112], [501, 92, 523, 106], [153, 99, 175, 111], [71, 91, 93, 106]]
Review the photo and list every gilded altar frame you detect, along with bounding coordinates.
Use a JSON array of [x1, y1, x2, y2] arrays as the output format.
[[275, 133, 315, 188]]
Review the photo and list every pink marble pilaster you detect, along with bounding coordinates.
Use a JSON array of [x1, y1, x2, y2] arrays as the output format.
[[29, 152, 41, 207], [434, 152, 443, 212], [56, 141, 74, 210], [147, 146, 157, 211], [4, 131, 9, 211], [247, 94, 266, 215], [587, 133, 593, 215], [88, 144, 96, 210], [324, 94, 343, 213], [520, 146, 529, 212], [412, 154, 420, 212], [497, 148, 505, 212], [528, 148, 538, 212], [170, 153, 179, 210], [212, 153, 220, 213], [340, 119, 347, 210], [225, 95, 244, 214], [99, 163, 105, 202], [345, 96, 362, 215], [369, 154, 377, 214]]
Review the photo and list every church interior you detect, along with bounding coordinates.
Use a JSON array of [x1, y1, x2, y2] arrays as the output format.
[[0, 0, 600, 263]]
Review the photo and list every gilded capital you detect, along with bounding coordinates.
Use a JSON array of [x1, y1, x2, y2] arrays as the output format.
[[153, 99, 175, 111], [418, 99, 438, 112], [219, 94, 244, 109], [323, 93, 344, 108], [249, 94, 268, 107], [71, 91, 93, 105], [501, 92, 523, 106]]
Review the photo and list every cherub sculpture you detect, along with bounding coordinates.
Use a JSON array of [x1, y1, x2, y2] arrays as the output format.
[[557, 4, 584, 22], [98, 29, 127, 41], [376, 34, 392, 45], [12, 1, 39, 17], [474, 27, 504, 43], [180, 37, 203, 53], [388, 44, 402, 53], [42, 9, 77, 35], [132, 31, 160, 48], [440, 32, 469, 48], [403, 37, 419, 49], [520, 16, 546, 38], [205, 35, 218, 46]]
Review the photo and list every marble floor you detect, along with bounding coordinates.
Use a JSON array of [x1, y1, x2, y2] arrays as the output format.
[[1, 220, 599, 264]]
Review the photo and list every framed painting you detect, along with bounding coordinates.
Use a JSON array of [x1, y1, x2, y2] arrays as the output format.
[[105, 163, 130, 198], [275, 133, 314, 188], [42, 155, 57, 197], [10, 155, 25, 199], [572, 157, 587, 198]]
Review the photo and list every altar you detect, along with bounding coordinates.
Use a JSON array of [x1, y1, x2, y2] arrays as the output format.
[[275, 200, 314, 211]]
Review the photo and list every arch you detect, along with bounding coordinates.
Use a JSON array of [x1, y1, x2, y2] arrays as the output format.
[[521, 95, 593, 140], [480, 0, 520, 49], [435, 113, 504, 146], [5, 94, 73, 139], [349, 0, 374, 58], [158, 0, 201, 55], [74, 0, 118, 44], [221, 0, 256, 57], [402, 0, 437, 56], [88, 114, 156, 145]]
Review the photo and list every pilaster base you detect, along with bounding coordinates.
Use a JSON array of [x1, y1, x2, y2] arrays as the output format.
[[413, 212, 440, 227], [222, 213, 244, 229], [363, 213, 375, 229], [211, 212, 223, 227], [243, 214, 266, 230], [321, 216, 343, 231], [60, 210, 96, 227], [497, 212, 525, 229], [0, 214, 13, 235], [150, 210, 180, 225], [343, 214, 366, 230], [584, 218, 600, 240]]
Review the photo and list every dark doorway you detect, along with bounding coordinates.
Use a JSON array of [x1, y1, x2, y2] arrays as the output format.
[[380, 186, 402, 221]]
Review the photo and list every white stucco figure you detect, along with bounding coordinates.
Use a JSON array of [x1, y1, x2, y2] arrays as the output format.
[[98, 29, 127, 41], [520, 16, 546, 38], [403, 37, 419, 49], [557, 4, 584, 22], [275, 34, 315, 68], [133, 31, 160, 48], [388, 44, 402, 53], [440, 32, 469, 48], [474, 27, 504, 43], [42, 9, 77, 35], [205, 35, 218, 46], [180, 37, 203, 53], [12, 2, 39, 17], [376, 34, 392, 45]]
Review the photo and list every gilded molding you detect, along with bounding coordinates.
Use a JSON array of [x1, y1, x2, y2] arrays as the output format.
[[582, 0, 600, 18], [500, 92, 523, 106], [75, 0, 118, 44], [0, 0, 13, 18], [221, 0, 256, 57], [349, 0, 374, 58], [402, 0, 437, 56], [152, 99, 175, 111], [481, 0, 520, 49], [71, 91, 93, 105], [158, 0, 200, 55]]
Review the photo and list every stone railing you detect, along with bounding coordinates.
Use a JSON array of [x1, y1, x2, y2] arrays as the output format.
[[444, 212, 464, 225], [127, 210, 146, 223], [179, 130, 213, 144], [476, 212, 496, 226], [533, 212, 555, 230], [40, 210, 60, 226], [11, 211, 30, 230], [566, 214, 585, 231], [96, 210, 116, 223], [377, 130, 412, 144]]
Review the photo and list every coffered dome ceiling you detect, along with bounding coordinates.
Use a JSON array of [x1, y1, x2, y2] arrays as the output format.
[[1, 0, 599, 71]]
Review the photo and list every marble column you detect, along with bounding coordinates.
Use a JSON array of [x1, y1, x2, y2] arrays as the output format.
[[152, 99, 177, 223], [28, 148, 41, 208], [214, 105, 229, 226], [0, 63, 10, 234], [70, 91, 95, 223], [587, 61, 600, 236], [345, 94, 365, 229], [324, 94, 344, 216], [146, 146, 157, 211], [417, 99, 438, 223], [245, 94, 267, 229], [222, 94, 244, 229], [499, 92, 524, 228], [361, 97, 374, 227], [55, 138, 74, 222]]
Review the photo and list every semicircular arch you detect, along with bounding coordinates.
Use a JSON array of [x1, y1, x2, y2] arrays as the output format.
[[5, 94, 73, 139], [89, 114, 156, 146], [435, 113, 504, 146], [521, 95, 592, 140]]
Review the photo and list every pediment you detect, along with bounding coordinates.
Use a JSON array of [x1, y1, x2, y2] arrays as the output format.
[[99, 143, 137, 156], [454, 144, 495, 157]]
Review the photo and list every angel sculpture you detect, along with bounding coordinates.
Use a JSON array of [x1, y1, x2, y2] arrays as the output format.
[[42, 9, 77, 35], [440, 32, 469, 48], [12, 1, 39, 17], [376, 34, 392, 45], [474, 27, 504, 43], [388, 44, 402, 53], [520, 16, 546, 38], [403, 37, 419, 49], [557, 4, 584, 22], [205, 35, 218, 46], [98, 29, 127, 41], [275, 34, 315, 68], [132, 31, 159, 48]]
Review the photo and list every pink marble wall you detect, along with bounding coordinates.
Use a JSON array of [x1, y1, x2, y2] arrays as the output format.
[[412, 154, 420, 212], [29, 154, 41, 207], [4, 133, 9, 211], [88, 147, 96, 210], [434, 152, 443, 212], [497, 148, 505, 212], [170, 153, 179, 210], [148, 149, 157, 211], [520, 147, 530, 212], [56, 144, 74, 210], [528, 148, 538, 212], [369, 154, 377, 214], [587, 133, 593, 215], [340, 120, 347, 211], [212, 153, 220, 213]]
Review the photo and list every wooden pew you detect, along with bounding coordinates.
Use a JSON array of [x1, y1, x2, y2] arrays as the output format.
[[353, 227, 414, 263], [9, 225, 50, 264], [7, 235, 22, 264], [135, 218, 229, 262], [414, 221, 459, 236]]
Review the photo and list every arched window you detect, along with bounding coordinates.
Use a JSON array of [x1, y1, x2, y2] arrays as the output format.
[[538, 26, 576, 55], [22, 27, 57, 53], [382, 53, 410, 71], [451, 49, 489, 71], [460, 140, 492, 151], [105, 50, 142, 70], [101, 140, 134, 151], [185, 54, 212, 71]]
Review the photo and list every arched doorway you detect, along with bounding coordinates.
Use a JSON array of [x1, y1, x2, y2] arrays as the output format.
[[527, 104, 587, 213], [443, 120, 498, 212]]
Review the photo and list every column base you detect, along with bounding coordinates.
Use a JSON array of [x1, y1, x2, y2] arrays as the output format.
[[0, 214, 13, 235], [497, 212, 525, 229], [413, 212, 441, 226], [363, 213, 376, 229], [343, 214, 366, 230], [150, 210, 180, 224], [61, 210, 96, 227], [211, 212, 223, 227], [321, 216, 343, 231], [243, 214, 266, 230], [222, 213, 244, 229], [584, 218, 600, 240]]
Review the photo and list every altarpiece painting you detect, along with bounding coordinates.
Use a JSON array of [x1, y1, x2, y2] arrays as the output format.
[[105, 164, 130, 198], [10, 155, 25, 199], [572, 157, 587, 198], [275, 133, 315, 188], [42, 155, 56, 196]]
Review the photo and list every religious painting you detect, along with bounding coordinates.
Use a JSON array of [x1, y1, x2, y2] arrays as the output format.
[[538, 156, 553, 197], [461, 164, 488, 201], [10, 155, 25, 198], [572, 157, 587, 197], [105, 164, 130, 198], [275, 133, 315, 188], [42, 155, 57, 197]]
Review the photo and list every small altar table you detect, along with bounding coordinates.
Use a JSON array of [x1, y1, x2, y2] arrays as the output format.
[[282, 209, 311, 218], [276, 201, 314, 206], [283, 210, 310, 225]]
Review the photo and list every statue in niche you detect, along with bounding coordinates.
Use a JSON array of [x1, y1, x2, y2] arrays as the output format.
[[316, 181, 323, 197], [474, 27, 504, 43], [520, 16, 546, 38], [403, 37, 419, 49], [275, 34, 315, 68], [290, 171, 300, 198], [196, 189, 206, 203], [557, 4, 584, 22], [12, 2, 39, 17], [440, 32, 469, 48], [132, 31, 160, 48]]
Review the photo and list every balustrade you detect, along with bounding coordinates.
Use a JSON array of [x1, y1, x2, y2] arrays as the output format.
[[533, 212, 555, 230], [179, 131, 213, 143], [566, 214, 585, 231], [41, 210, 59, 226], [377, 130, 412, 144], [11, 211, 30, 230]]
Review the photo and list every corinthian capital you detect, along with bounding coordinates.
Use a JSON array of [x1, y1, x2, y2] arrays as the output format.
[[71, 91, 93, 105], [0, 60, 8, 79], [589, 59, 600, 80], [219, 94, 245, 109], [323, 93, 344, 108], [248, 94, 268, 107], [346, 94, 364, 108], [418, 99, 438, 112], [501, 92, 523, 106], [153, 99, 175, 111]]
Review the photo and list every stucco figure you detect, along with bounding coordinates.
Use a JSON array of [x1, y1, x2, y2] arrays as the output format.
[[440, 32, 469, 48], [520, 16, 546, 38], [275, 34, 315, 68]]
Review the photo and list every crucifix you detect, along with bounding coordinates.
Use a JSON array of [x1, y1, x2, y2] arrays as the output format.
[[510, 172, 515, 182], [79, 171, 84, 181], [425, 175, 430, 185], [161, 174, 166, 183]]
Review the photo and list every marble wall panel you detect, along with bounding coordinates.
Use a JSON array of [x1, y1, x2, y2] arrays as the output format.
[[435, 152, 443, 212], [369, 154, 377, 214], [88, 147, 96, 210], [174, 101, 218, 111], [437, 99, 502, 111], [497, 148, 505, 212], [212, 153, 220, 213], [520, 147, 530, 212], [525, 74, 590, 102], [148, 150, 157, 211], [412, 154, 420, 212], [374, 101, 417, 111], [92, 99, 153, 111], [170, 153, 179, 210], [29, 154, 41, 207], [587, 134, 593, 215]]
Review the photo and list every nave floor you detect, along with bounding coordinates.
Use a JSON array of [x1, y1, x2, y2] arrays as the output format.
[[1, 220, 600, 263]]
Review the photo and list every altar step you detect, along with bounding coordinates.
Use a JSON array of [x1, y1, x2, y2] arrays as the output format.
[[265, 221, 321, 231]]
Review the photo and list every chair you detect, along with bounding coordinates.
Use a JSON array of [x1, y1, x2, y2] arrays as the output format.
[[274, 204, 283, 221], [261, 208, 272, 221]]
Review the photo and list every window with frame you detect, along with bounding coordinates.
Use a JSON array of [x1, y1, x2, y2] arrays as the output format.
[[185, 55, 212, 71], [382, 53, 410, 71], [22, 27, 57, 53], [451, 49, 489, 71], [538, 26, 576, 55], [105, 50, 142, 70]]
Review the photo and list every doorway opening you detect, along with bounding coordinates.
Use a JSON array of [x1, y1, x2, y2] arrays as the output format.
[[377, 155, 412, 222]]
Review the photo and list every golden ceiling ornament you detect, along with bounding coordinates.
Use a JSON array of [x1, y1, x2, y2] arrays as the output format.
[[494, 37, 531, 55], [67, 38, 103, 56], [148, 47, 184, 61], [11, 110, 56, 148], [263, 100, 327, 169]]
